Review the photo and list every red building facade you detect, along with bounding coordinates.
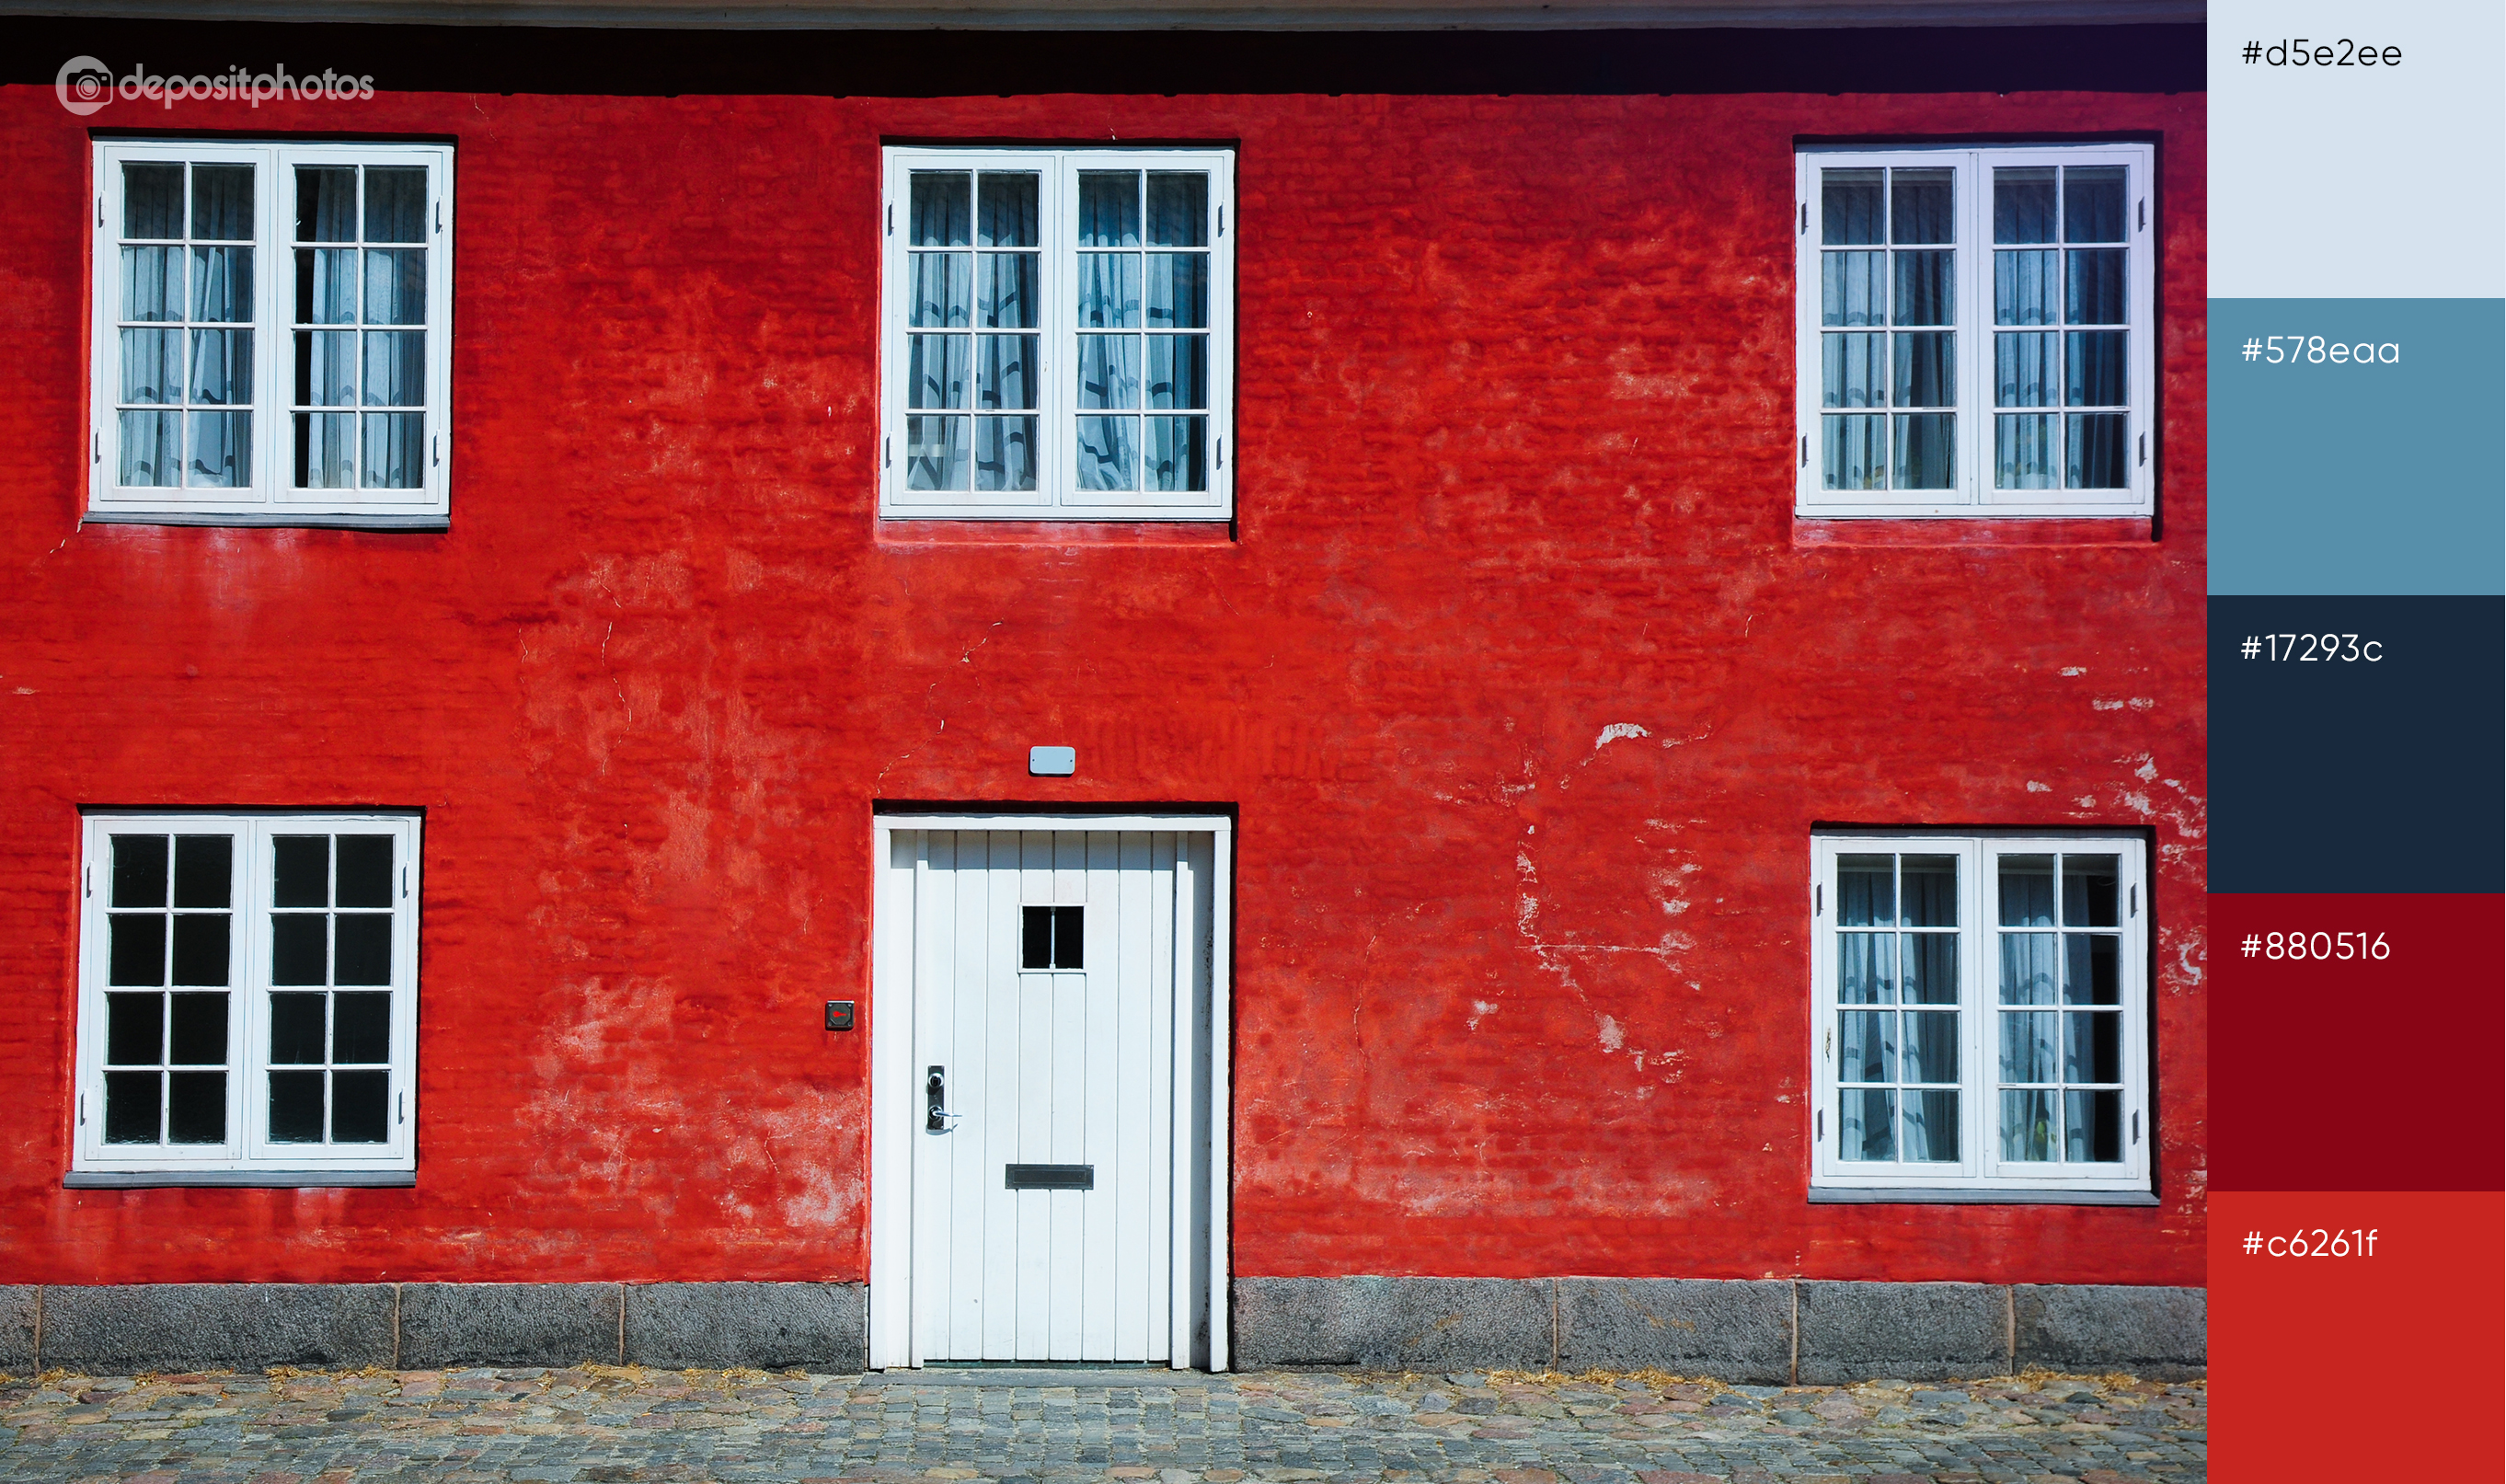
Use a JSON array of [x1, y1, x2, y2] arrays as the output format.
[[0, 15, 2207, 1376]]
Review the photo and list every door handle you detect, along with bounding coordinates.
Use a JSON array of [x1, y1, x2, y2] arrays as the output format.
[[925, 1065, 959, 1132]]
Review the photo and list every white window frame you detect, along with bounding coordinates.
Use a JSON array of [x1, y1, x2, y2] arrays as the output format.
[[879, 147, 1236, 522], [87, 140, 454, 527], [1794, 144, 2155, 519], [1809, 833, 2151, 1201], [70, 812, 420, 1183]]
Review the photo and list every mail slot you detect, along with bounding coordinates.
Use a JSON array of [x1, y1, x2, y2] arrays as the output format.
[[1005, 1163, 1095, 1191]]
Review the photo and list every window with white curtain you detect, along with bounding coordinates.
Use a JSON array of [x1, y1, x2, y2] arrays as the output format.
[[881, 148, 1235, 520], [1809, 834, 2153, 1201], [87, 141, 453, 527], [70, 813, 420, 1183], [1794, 145, 2155, 518]]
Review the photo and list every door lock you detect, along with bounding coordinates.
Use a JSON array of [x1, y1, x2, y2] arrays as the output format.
[[925, 1065, 959, 1132]]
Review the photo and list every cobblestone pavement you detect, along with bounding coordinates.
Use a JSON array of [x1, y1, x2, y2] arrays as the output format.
[[0, 1363, 2204, 1483]]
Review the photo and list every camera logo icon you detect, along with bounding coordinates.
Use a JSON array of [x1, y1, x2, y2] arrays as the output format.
[[58, 56, 113, 117]]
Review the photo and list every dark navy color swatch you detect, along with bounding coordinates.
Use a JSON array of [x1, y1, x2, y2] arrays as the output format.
[[2210, 596, 2505, 893]]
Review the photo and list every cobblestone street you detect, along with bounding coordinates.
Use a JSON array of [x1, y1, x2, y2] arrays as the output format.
[[0, 1363, 2203, 1483]]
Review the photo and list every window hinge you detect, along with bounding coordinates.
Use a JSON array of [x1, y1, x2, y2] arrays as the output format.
[[1215, 437, 1223, 468], [1814, 881, 1822, 915], [86, 865, 92, 897], [80, 1093, 86, 1125], [1217, 205, 1224, 236], [883, 436, 891, 468], [98, 195, 105, 228], [2137, 432, 2146, 466], [1816, 1109, 1823, 1140], [399, 1091, 407, 1124], [93, 430, 102, 464], [402, 865, 409, 899], [1822, 1029, 1831, 1059], [886, 201, 892, 236], [432, 433, 441, 466], [1798, 201, 1807, 235], [2130, 883, 2137, 916], [1799, 435, 1809, 468], [436, 198, 443, 234], [2137, 198, 2145, 232], [2132, 1110, 2140, 1144]]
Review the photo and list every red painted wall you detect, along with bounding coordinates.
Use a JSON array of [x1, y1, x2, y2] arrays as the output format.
[[0, 83, 2206, 1287]]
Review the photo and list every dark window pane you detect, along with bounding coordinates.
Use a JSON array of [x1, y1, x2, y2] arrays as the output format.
[[1051, 906, 1084, 969], [1021, 904, 1052, 969], [1145, 173, 1208, 247], [334, 914, 392, 984], [273, 835, 329, 906], [1903, 933, 1959, 1005], [109, 914, 167, 986], [2063, 855, 2121, 926], [296, 166, 358, 243], [170, 992, 228, 1064], [976, 171, 1040, 248], [1998, 856, 2055, 926], [107, 992, 164, 1065], [112, 834, 168, 908], [1821, 167, 1882, 246], [2063, 166, 2127, 243], [909, 172, 971, 247], [272, 914, 328, 984], [171, 913, 230, 986], [124, 163, 185, 239], [270, 992, 328, 1064], [2065, 412, 2129, 489], [2065, 933, 2121, 1007], [333, 835, 394, 908], [1993, 166, 2056, 245], [333, 992, 391, 1063], [105, 1071, 162, 1143], [1890, 168, 1953, 245], [173, 834, 233, 908], [331, 1070, 389, 1143], [191, 166, 253, 240], [1900, 856, 1958, 927], [364, 167, 427, 243], [1836, 855, 1893, 926], [2065, 1088, 2123, 1162], [167, 1071, 225, 1144], [269, 1071, 326, 1141], [1840, 1087, 1895, 1161], [1076, 171, 1140, 247], [2065, 1009, 2122, 1085]]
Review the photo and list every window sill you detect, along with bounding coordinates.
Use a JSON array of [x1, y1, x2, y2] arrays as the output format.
[[1809, 1187, 2157, 1205], [878, 519, 1234, 547], [65, 1170, 415, 1189], [1794, 517, 2155, 549], [85, 511, 450, 533]]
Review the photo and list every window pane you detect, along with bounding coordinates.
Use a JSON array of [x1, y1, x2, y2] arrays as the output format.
[[1995, 414, 2056, 489], [1821, 167, 1882, 245], [1903, 1089, 1959, 1162], [1840, 1087, 1895, 1161], [334, 914, 393, 984], [1077, 171, 1141, 247], [269, 1070, 325, 1141], [2065, 1089, 2122, 1162], [1994, 249, 2056, 327], [2063, 166, 2127, 243], [271, 915, 328, 985], [2065, 332, 2126, 407], [909, 253, 970, 328], [362, 414, 424, 489], [2064, 1009, 2121, 1085], [167, 1071, 226, 1144], [973, 417, 1037, 492], [296, 412, 356, 488], [1900, 857, 1956, 926], [1994, 166, 2056, 245], [976, 254, 1038, 329], [1076, 255, 1141, 330], [908, 335, 970, 409], [1822, 415, 1884, 490], [974, 336, 1035, 411], [2064, 933, 2120, 1006], [1903, 1009, 1958, 1083], [363, 249, 426, 326], [187, 165, 252, 241], [175, 835, 232, 908], [1842, 1009, 1898, 1086], [109, 914, 167, 985], [170, 914, 230, 985], [121, 246, 183, 323], [119, 411, 181, 488], [1903, 933, 1958, 1005], [1076, 337, 1139, 410], [364, 167, 427, 243], [975, 171, 1039, 247], [1837, 932, 1895, 1004], [125, 163, 185, 239], [1146, 255, 1207, 329], [1999, 1010, 2057, 1082], [188, 329, 252, 406], [1890, 168, 1953, 245], [1891, 414, 1954, 489], [113, 835, 170, 909], [909, 172, 971, 247], [335, 835, 391, 907], [2065, 249, 2125, 326], [1837, 855, 1892, 926], [270, 993, 328, 1063], [297, 248, 358, 325], [1822, 332, 1882, 409], [1821, 252, 1883, 328], [1891, 333, 1953, 408], [1145, 417, 1206, 493], [190, 247, 253, 323], [1146, 336, 1206, 410], [106, 1071, 162, 1143], [1994, 332, 2055, 408], [296, 167, 359, 243], [1146, 173, 1208, 247], [1075, 416, 1138, 491], [2066, 413, 2129, 489], [362, 331, 425, 407], [2063, 855, 2121, 925], [107, 992, 164, 1064], [332, 1071, 389, 1143], [1891, 252, 1953, 326], [170, 992, 228, 1064], [2001, 1088, 2056, 1161], [1998, 855, 2054, 926], [1998, 932, 2056, 1006], [334, 992, 392, 1062], [905, 416, 970, 491], [185, 411, 250, 487]]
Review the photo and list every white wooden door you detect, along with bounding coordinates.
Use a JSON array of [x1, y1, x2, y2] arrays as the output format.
[[904, 828, 1214, 1363]]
